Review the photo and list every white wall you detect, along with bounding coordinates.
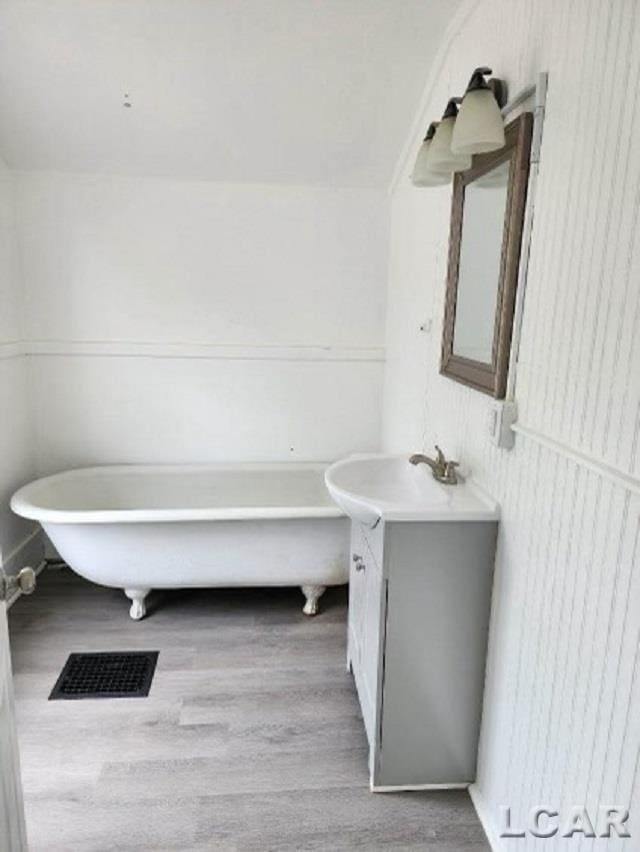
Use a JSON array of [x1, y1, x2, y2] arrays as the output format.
[[384, 0, 640, 847], [0, 159, 39, 573], [15, 172, 387, 472]]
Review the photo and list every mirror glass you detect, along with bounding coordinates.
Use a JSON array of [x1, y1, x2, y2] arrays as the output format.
[[452, 159, 510, 363]]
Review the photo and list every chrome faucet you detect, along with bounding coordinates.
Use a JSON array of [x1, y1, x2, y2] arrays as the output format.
[[409, 445, 459, 485]]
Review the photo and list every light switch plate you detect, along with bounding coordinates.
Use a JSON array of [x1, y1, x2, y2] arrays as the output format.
[[489, 400, 518, 450]]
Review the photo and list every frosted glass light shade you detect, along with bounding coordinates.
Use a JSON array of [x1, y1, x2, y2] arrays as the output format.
[[451, 88, 505, 155], [411, 138, 450, 187], [426, 117, 472, 174]]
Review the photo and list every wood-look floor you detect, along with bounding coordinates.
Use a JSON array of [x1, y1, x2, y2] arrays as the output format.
[[9, 568, 490, 852]]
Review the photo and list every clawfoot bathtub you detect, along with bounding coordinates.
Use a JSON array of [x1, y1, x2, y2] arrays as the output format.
[[11, 463, 348, 619]]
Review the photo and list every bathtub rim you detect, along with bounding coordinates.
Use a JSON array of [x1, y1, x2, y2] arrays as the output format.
[[11, 462, 345, 525]]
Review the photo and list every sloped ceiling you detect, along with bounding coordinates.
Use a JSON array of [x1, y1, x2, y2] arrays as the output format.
[[0, 0, 459, 186]]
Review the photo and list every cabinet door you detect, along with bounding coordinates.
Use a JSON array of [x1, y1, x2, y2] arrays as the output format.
[[360, 539, 384, 743], [348, 523, 384, 748], [347, 523, 367, 672]]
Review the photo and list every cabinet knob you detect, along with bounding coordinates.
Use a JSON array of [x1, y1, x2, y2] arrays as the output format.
[[352, 554, 366, 572]]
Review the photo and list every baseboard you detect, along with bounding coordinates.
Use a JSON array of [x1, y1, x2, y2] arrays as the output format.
[[371, 782, 470, 793], [469, 783, 503, 852], [4, 529, 46, 608]]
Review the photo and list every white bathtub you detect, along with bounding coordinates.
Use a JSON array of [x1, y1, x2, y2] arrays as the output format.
[[10, 463, 349, 619]]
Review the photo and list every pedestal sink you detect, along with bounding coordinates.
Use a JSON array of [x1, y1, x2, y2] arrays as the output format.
[[325, 454, 498, 527]]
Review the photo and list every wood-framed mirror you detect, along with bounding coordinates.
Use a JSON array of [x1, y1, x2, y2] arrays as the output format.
[[440, 112, 533, 397]]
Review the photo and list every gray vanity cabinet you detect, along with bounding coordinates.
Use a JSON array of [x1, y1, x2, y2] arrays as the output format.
[[347, 517, 497, 791]]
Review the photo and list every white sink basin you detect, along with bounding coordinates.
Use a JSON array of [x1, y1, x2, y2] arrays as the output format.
[[325, 454, 498, 526]]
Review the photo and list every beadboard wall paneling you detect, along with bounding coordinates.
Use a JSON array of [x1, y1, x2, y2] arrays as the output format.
[[384, 0, 640, 847]]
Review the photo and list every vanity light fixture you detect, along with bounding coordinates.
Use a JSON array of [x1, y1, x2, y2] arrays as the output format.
[[451, 67, 506, 155], [411, 66, 508, 188], [424, 99, 472, 175], [410, 122, 451, 187]]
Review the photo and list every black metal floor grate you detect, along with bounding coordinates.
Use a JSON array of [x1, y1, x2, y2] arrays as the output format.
[[49, 651, 159, 700]]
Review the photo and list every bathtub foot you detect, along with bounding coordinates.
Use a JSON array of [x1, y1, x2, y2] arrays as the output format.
[[124, 588, 150, 621], [301, 584, 326, 616]]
